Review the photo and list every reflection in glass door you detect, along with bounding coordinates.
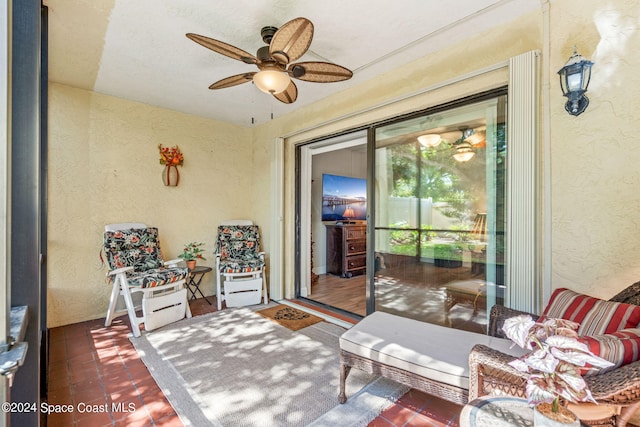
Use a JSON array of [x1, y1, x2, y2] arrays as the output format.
[[373, 91, 507, 333]]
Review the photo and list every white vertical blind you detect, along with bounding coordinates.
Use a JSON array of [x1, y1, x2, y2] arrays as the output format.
[[506, 50, 540, 313]]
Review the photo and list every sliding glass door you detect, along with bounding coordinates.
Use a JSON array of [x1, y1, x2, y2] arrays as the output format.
[[373, 90, 507, 332]]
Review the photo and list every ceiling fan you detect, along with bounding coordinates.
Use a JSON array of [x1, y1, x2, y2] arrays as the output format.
[[186, 17, 353, 104]]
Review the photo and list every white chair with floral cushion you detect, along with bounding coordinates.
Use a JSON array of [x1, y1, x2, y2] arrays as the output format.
[[103, 223, 192, 337], [215, 220, 268, 310]]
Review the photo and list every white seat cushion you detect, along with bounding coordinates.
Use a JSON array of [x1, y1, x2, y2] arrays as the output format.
[[339, 311, 526, 390]]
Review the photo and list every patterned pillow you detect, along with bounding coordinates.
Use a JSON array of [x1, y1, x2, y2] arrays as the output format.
[[103, 227, 164, 272], [578, 329, 640, 376], [542, 288, 640, 335], [216, 225, 261, 261]]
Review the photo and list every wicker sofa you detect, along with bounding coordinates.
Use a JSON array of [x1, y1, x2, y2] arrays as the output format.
[[469, 282, 640, 427]]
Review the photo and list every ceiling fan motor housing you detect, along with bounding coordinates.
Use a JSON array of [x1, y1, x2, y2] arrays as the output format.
[[261, 26, 278, 44], [256, 46, 272, 62]]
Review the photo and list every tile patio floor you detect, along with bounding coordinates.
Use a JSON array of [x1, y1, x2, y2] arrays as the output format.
[[46, 297, 462, 426]]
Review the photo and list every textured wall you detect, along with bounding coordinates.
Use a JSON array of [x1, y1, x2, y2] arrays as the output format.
[[48, 0, 640, 326], [254, 0, 640, 304], [548, 0, 640, 299], [47, 83, 252, 327]]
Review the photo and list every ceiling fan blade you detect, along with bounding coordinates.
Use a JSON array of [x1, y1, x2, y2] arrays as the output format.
[[273, 80, 298, 104], [269, 18, 313, 65], [186, 33, 257, 64], [208, 72, 256, 90], [289, 62, 353, 83]]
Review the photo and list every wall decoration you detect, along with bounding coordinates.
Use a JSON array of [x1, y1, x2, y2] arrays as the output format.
[[158, 144, 184, 186]]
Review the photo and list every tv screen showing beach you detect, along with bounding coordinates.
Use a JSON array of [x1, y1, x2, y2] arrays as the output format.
[[322, 174, 367, 221]]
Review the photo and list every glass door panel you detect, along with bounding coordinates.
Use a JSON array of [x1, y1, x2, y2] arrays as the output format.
[[373, 93, 507, 333]]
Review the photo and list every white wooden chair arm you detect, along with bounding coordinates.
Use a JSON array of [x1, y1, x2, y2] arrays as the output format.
[[164, 258, 183, 267], [108, 266, 133, 276]]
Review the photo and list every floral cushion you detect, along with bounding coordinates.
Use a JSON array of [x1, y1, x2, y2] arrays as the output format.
[[104, 227, 164, 272], [216, 225, 261, 260], [126, 267, 188, 289], [216, 225, 264, 274], [103, 227, 189, 288], [218, 257, 264, 274]]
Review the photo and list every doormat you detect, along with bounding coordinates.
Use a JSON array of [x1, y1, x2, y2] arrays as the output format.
[[257, 304, 324, 331]]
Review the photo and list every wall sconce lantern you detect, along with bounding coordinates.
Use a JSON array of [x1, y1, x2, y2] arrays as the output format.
[[558, 46, 594, 116]]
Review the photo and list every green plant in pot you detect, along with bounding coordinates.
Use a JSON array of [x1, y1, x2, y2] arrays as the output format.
[[502, 315, 614, 426], [178, 242, 207, 269]]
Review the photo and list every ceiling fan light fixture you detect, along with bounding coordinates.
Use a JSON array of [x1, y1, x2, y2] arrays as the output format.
[[453, 141, 475, 162], [188, 17, 351, 104], [253, 69, 291, 94], [417, 134, 441, 148]]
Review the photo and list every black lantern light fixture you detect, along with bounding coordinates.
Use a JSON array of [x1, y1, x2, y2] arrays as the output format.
[[558, 46, 594, 116]]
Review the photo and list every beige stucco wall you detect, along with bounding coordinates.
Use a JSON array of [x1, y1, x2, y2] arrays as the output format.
[[547, 0, 640, 298], [47, 0, 640, 327], [252, 0, 640, 305], [47, 82, 252, 327]]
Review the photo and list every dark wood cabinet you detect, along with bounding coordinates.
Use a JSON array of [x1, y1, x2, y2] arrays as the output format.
[[326, 224, 366, 278]]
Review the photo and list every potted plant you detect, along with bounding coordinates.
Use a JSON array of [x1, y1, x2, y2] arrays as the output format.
[[502, 315, 614, 426], [178, 242, 207, 269]]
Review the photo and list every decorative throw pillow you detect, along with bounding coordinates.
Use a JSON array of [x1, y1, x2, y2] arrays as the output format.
[[578, 328, 640, 376], [542, 288, 640, 335], [103, 227, 164, 272]]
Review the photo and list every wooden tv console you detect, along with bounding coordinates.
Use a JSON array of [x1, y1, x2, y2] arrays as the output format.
[[325, 223, 366, 278]]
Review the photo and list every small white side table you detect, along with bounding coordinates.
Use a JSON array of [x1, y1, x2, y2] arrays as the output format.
[[460, 396, 533, 427]]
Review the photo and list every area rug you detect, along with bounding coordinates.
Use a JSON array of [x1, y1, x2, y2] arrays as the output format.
[[256, 304, 324, 331], [131, 305, 408, 427]]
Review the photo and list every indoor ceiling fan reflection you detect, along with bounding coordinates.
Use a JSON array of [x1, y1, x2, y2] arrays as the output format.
[[452, 128, 476, 162]]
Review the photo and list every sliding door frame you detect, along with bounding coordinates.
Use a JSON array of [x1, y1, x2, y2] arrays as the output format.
[[292, 51, 541, 319], [295, 130, 368, 302]]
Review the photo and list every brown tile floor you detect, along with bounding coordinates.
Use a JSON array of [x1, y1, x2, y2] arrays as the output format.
[[46, 297, 461, 426]]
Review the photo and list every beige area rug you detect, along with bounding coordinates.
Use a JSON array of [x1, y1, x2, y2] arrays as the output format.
[[130, 305, 409, 427], [256, 304, 324, 331]]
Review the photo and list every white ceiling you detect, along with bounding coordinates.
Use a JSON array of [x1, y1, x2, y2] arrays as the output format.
[[46, 0, 539, 127]]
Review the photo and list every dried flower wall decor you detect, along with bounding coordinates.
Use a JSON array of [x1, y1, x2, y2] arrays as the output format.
[[158, 144, 184, 186]]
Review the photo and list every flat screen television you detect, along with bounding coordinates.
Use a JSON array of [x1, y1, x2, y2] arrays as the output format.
[[321, 173, 367, 222]]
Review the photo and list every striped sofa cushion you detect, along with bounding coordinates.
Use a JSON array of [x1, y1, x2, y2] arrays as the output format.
[[578, 329, 640, 376], [542, 288, 640, 335]]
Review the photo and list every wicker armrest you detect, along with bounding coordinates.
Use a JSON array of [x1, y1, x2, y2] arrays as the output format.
[[468, 343, 529, 401], [488, 305, 540, 338], [469, 344, 640, 425], [608, 281, 640, 306], [586, 360, 640, 405]]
